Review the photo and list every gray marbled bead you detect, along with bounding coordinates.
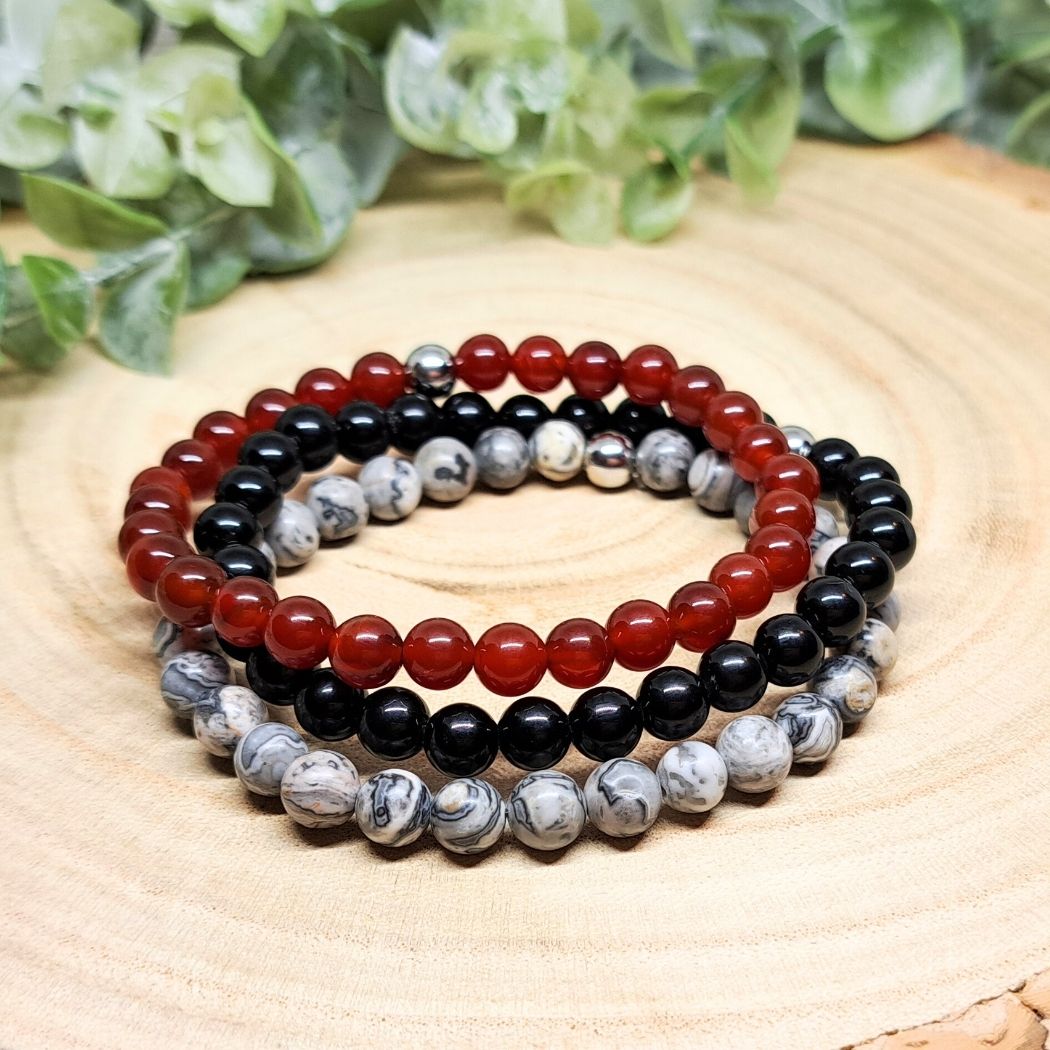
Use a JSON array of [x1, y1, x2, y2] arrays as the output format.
[[358, 455, 423, 521], [528, 419, 585, 483], [193, 684, 267, 757], [810, 654, 878, 723], [656, 741, 728, 814], [688, 449, 745, 514], [716, 715, 793, 793], [355, 769, 432, 847], [430, 778, 506, 855], [584, 758, 662, 838], [160, 650, 232, 719], [415, 436, 477, 503], [265, 499, 320, 568], [474, 426, 531, 490], [811, 535, 848, 577], [152, 618, 219, 662], [233, 723, 308, 796], [869, 593, 902, 632], [734, 485, 757, 536], [280, 750, 360, 828], [507, 770, 586, 851], [636, 427, 694, 493], [781, 424, 815, 458], [305, 475, 368, 541], [846, 618, 898, 680], [809, 505, 840, 554], [774, 693, 843, 763]]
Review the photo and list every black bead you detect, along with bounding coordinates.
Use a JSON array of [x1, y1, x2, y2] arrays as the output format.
[[610, 398, 668, 445], [497, 394, 551, 438], [808, 437, 859, 500], [795, 576, 867, 647], [850, 506, 917, 570], [441, 392, 495, 446], [568, 686, 642, 762], [215, 465, 282, 527], [217, 636, 256, 663], [294, 669, 364, 741], [825, 539, 896, 606], [837, 455, 900, 502], [498, 696, 571, 770], [213, 543, 274, 583], [423, 702, 499, 777], [336, 400, 390, 462], [274, 404, 338, 472], [698, 641, 767, 712], [671, 421, 710, 453], [237, 430, 302, 492], [763, 411, 777, 426], [754, 613, 826, 686], [193, 501, 262, 556], [245, 647, 311, 706], [555, 395, 610, 438], [637, 666, 709, 741], [358, 686, 429, 760], [387, 393, 441, 453], [845, 478, 913, 525]]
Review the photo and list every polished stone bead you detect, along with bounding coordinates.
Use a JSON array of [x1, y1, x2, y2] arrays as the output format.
[[294, 669, 364, 741], [751, 488, 815, 538], [424, 703, 499, 777], [335, 400, 390, 462], [454, 333, 510, 391], [212, 577, 276, 650], [387, 394, 441, 454], [498, 696, 571, 770], [623, 343, 676, 404], [668, 581, 736, 653], [850, 506, 917, 569], [474, 622, 546, 697], [245, 388, 297, 433], [193, 502, 263, 556], [294, 367, 351, 415], [545, 618, 613, 688], [731, 422, 789, 483], [795, 575, 868, 647], [569, 686, 642, 761], [217, 635, 256, 663], [656, 741, 728, 813], [245, 646, 311, 706], [808, 437, 859, 499], [825, 540, 895, 606], [496, 394, 551, 438], [669, 365, 724, 427], [811, 535, 848, 578], [440, 392, 494, 446], [350, 352, 406, 409], [845, 478, 913, 525], [709, 552, 773, 617], [611, 398, 668, 445], [636, 427, 694, 493], [567, 341, 621, 399], [584, 431, 634, 489], [274, 404, 338, 472], [330, 614, 402, 689], [716, 715, 793, 793], [160, 650, 232, 719], [733, 485, 757, 535], [264, 499, 320, 568], [637, 666, 709, 740], [130, 465, 193, 504], [406, 343, 455, 397], [556, 395, 611, 438], [607, 599, 673, 671], [699, 640, 767, 712], [837, 455, 900, 500], [215, 465, 282, 528], [162, 438, 222, 499], [355, 769, 432, 847], [118, 508, 182, 561], [402, 618, 474, 690], [746, 523, 812, 591], [358, 455, 422, 521], [431, 778, 506, 855], [809, 505, 840, 553], [781, 424, 815, 458], [774, 693, 842, 763], [305, 475, 368, 541], [474, 426, 531, 490], [193, 684, 267, 757], [237, 430, 302, 492], [507, 770, 587, 851], [754, 613, 825, 687], [357, 686, 429, 760], [512, 334, 567, 392], [688, 449, 745, 514], [869, 592, 902, 632], [234, 722, 308, 796], [152, 617, 219, 662], [584, 758, 662, 838], [846, 618, 899, 680], [280, 750, 360, 829], [415, 436, 477, 503], [155, 554, 226, 627], [213, 543, 275, 583], [810, 654, 878, 722], [529, 419, 586, 482]]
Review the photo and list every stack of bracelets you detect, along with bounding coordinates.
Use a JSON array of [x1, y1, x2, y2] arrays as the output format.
[[119, 335, 915, 854]]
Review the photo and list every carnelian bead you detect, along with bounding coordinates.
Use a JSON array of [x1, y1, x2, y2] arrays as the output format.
[[703, 391, 762, 453], [245, 388, 298, 433], [212, 576, 277, 649], [129, 465, 192, 504], [330, 614, 403, 689], [751, 488, 816, 537], [758, 453, 822, 502], [454, 333, 511, 391], [567, 341, 621, 400], [123, 483, 190, 530], [193, 410, 248, 470], [512, 335, 567, 393], [161, 438, 221, 499], [622, 344, 677, 405], [125, 533, 192, 601], [606, 600, 673, 671], [403, 618, 475, 689], [731, 423, 789, 483], [118, 508, 182, 560], [710, 552, 773, 618], [350, 352, 406, 408], [668, 581, 736, 652], [474, 623, 547, 697], [746, 525, 811, 592], [265, 595, 336, 670], [295, 367, 352, 415], [546, 618, 613, 688], [155, 554, 226, 627], [668, 365, 724, 427]]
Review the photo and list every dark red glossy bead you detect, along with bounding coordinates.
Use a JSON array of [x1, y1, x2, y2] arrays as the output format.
[[512, 335, 567, 393], [155, 554, 226, 628], [731, 423, 790, 483], [403, 618, 475, 690], [129, 465, 192, 504], [668, 365, 725, 427], [193, 411, 248, 470], [546, 617, 613, 688], [265, 595, 336, 670], [350, 352, 406, 409], [118, 508, 182, 560], [746, 525, 811, 592], [668, 581, 736, 652], [212, 577, 277, 649], [125, 533, 192, 601], [295, 367, 352, 415], [161, 438, 221, 499], [622, 344, 677, 405], [123, 483, 190, 530], [751, 488, 816, 537], [330, 614, 403, 689], [474, 623, 547, 697], [758, 453, 822, 503], [709, 552, 773, 618], [567, 341, 621, 400], [703, 391, 762, 453], [454, 333, 511, 391], [245, 388, 298, 433], [606, 599, 673, 671]]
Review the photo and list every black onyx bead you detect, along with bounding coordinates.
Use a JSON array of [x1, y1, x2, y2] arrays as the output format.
[[193, 502, 262, 556], [336, 400, 390, 462], [498, 696, 571, 771], [825, 539, 896, 606], [568, 686, 642, 762], [754, 613, 826, 687], [845, 478, 913, 525], [217, 636, 256, 663], [837, 455, 900, 501], [497, 394, 551, 438], [213, 543, 274, 583], [358, 686, 429, 760], [245, 647, 311, 706], [671, 421, 709, 453], [555, 395, 610, 438], [274, 404, 338, 472], [850, 506, 917, 570], [763, 411, 777, 426], [795, 576, 867, 648], [441, 392, 494, 446], [387, 393, 441, 453], [808, 437, 859, 500], [698, 641, 767, 712], [637, 666, 709, 741], [237, 430, 302, 492], [294, 669, 364, 741], [423, 702, 499, 777], [611, 398, 668, 445], [215, 465, 281, 527]]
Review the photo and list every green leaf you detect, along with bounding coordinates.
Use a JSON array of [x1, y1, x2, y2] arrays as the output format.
[[2, 0, 69, 68], [1006, 91, 1050, 166], [621, 162, 693, 240], [635, 85, 712, 160], [443, 0, 568, 41], [73, 102, 176, 199], [630, 0, 699, 69], [507, 161, 616, 244], [503, 39, 574, 114], [137, 44, 242, 133], [143, 0, 210, 25], [21, 254, 92, 345], [573, 54, 636, 149], [212, 0, 286, 57], [0, 74, 69, 169], [457, 67, 518, 153], [1, 264, 70, 369]]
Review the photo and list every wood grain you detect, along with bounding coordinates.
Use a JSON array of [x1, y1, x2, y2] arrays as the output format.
[[1, 137, 1049, 1050]]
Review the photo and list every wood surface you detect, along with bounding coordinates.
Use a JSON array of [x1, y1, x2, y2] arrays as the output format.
[[1, 137, 1049, 1050]]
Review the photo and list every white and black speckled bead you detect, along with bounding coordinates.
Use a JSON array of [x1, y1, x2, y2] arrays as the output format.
[[358, 455, 423, 521], [280, 750, 360, 828], [656, 741, 728, 814], [811, 535, 848, 577], [715, 715, 793, 793], [688, 449, 746, 514], [152, 618, 220, 662], [584, 758, 662, 838], [528, 419, 585, 483], [253, 538, 278, 576], [781, 425, 815, 458], [233, 722, 309, 796], [265, 499, 320, 568], [160, 650, 232, 719], [846, 618, 898, 680], [636, 428, 694, 493], [193, 684, 267, 756], [355, 769, 432, 847], [809, 505, 840, 553], [809, 654, 878, 723], [415, 436, 477, 503], [507, 770, 586, 851], [305, 476, 368, 541], [869, 593, 902, 632], [774, 693, 843, 763], [430, 778, 507, 855], [734, 485, 757, 535], [475, 426, 531, 490]]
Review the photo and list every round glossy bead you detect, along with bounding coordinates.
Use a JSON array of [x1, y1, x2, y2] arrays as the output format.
[[812, 536, 849, 578], [808, 437, 859, 499], [124, 483, 191, 530], [850, 506, 917, 570], [155, 554, 226, 627], [118, 508, 182, 561], [636, 427, 693, 493], [546, 618, 613, 688], [234, 722, 308, 797], [668, 365, 724, 427], [274, 404, 338, 472], [512, 334, 566, 392], [153, 618, 219, 662], [293, 367, 351, 415], [474, 426, 531, 490], [809, 504, 840, 553], [698, 640, 767, 712], [555, 395, 610, 438], [496, 394, 551, 439], [415, 436, 476, 503], [751, 487, 816, 538], [758, 453, 821, 502], [129, 465, 192, 504], [280, 750, 360, 829], [237, 430, 302, 492], [160, 649, 232, 718], [637, 665, 709, 740], [212, 576, 277, 649], [474, 623, 546, 697], [336, 400, 390, 462], [507, 771, 586, 851], [126, 533, 192, 600], [781, 424, 815, 458], [264, 499, 319, 568], [622, 344, 676, 405], [810, 654, 878, 722], [193, 684, 267, 757], [584, 758, 662, 838], [825, 540, 896, 606], [657, 741, 728, 813], [387, 394, 440, 454], [796, 576, 867, 647], [498, 697, 571, 770], [305, 475, 368, 541], [754, 613, 825, 687], [607, 599, 672, 671], [731, 423, 789, 483], [716, 715, 793, 793], [584, 431, 634, 489], [454, 333, 511, 391], [610, 398, 668, 445], [668, 581, 736, 652], [406, 343, 454, 397], [294, 669, 364, 741], [424, 703, 499, 777], [746, 524, 811, 591], [566, 340, 621, 399], [215, 465, 281, 528], [529, 419, 585, 482], [688, 449, 745, 515], [431, 778, 506, 855], [358, 687, 429, 760], [193, 411, 248, 470], [846, 618, 899, 680], [245, 646, 310, 705], [709, 553, 773, 618], [774, 693, 842, 763], [845, 478, 913, 525], [358, 455, 422, 521], [837, 455, 900, 501], [161, 438, 221, 499], [356, 770, 432, 847], [193, 501, 262, 556], [440, 392, 494, 446], [703, 391, 762, 453], [350, 352, 406, 409], [403, 618, 474, 690], [245, 388, 297, 433], [568, 686, 642, 762], [330, 614, 402, 689], [264, 595, 334, 670]]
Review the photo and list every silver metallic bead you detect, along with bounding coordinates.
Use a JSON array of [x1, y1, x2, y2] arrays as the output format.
[[406, 343, 454, 397], [781, 425, 815, 458], [584, 431, 635, 489]]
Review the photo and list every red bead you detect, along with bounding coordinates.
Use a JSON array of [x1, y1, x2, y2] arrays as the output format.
[[606, 599, 673, 671], [402, 618, 475, 690], [622, 344, 677, 405], [212, 577, 277, 649], [265, 595, 336, 670], [758, 453, 822, 503], [746, 525, 811, 592], [710, 553, 773, 617], [731, 423, 789, 483], [161, 439, 221, 499], [118, 508, 182, 561], [668, 365, 725, 427], [546, 618, 613, 688], [350, 352, 406, 409], [474, 623, 547, 697], [123, 483, 190, 529], [295, 367, 352, 415], [245, 388, 297, 433], [155, 554, 226, 627], [129, 465, 192, 504], [703, 391, 763, 452], [193, 410, 248, 470], [566, 341, 621, 399], [668, 581, 736, 652], [125, 533, 192, 601], [512, 335, 567, 393], [751, 488, 816, 537], [330, 614, 403, 689], [454, 333, 511, 391]]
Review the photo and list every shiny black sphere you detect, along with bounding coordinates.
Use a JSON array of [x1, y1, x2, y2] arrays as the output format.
[[358, 686, 429, 760], [825, 540, 896, 606], [808, 437, 859, 500], [245, 647, 311, 706], [698, 641, 766, 712], [387, 394, 441, 453], [837, 455, 900, 501], [441, 392, 495, 446], [754, 613, 825, 686], [795, 576, 867, 647], [555, 396, 610, 438], [274, 404, 338, 472], [850, 506, 917, 569], [215, 465, 282, 527], [294, 670, 364, 741], [498, 696, 571, 770], [568, 686, 642, 762], [845, 478, 913, 525], [193, 501, 262, 556], [637, 666, 708, 740], [237, 430, 302, 492], [336, 400, 390, 462], [424, 703, 499, 777], [497, 394, 551, 438], [610, 398, 668, 445], [213, 543, 274, 583]]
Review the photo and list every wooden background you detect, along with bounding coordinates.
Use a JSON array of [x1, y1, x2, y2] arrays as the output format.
[[1, 138, 1049, 1049]]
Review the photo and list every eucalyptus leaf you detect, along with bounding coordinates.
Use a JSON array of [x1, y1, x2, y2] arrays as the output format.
[[2, 0, 68, 70], [507, 161, 616, 244], [212, 0, 286, 57], [137, 44, 242, 132], [1, 263, 70, 369], [458, 67, 518, 153], [74, 102, 176, 198], [503, 40, 574, 114], [341, 47, 404, 207], [621, 161, 693, 240], [1006, 91, 1050, 166], [0, 76, 69, 169], [21, 254, 92, 345], [630, 0, 698, 69]]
